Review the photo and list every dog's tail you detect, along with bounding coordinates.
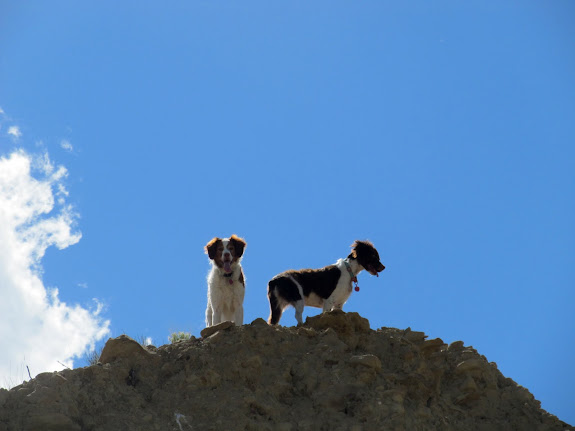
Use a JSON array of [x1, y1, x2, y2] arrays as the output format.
[[267, 281, 282, 325]]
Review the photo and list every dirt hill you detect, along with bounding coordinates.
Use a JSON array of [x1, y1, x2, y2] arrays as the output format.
[[0, 311, 572, 431]]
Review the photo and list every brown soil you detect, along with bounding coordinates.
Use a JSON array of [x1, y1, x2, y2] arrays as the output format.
[[0, 311, 572, 431]]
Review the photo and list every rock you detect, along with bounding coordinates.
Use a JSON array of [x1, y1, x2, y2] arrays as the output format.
[[24, 386, 59, 405], [456, 359, 488, 374], [99, 335, 153, 364], [250, 317, 269, 327], [461, 376, 478, 393], [349, 354, 382, 371], [25, 413, 81, 431], [305, 310, 370, 334], [448, 341, 465, 351], [296, 327, 316, 337], [402, 327, 427, 344], [200, 320, 234, 338], [0, 311, 571, 431], [420, 338, 446, 355], [203, 328, 226, 343], [454, 391, 480, 406]]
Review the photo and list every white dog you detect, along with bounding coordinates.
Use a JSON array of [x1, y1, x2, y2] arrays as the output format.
[[204, 234, 247, 327]]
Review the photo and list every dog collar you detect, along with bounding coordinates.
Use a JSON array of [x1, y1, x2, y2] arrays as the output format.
[[223, 271, 234, 284], [344, 259, 360, 292]]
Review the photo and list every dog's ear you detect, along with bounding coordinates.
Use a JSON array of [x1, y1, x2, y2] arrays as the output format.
[[229, 234, 247, 258], [348, 240, 359, 259], [205, 237, 221, 259]]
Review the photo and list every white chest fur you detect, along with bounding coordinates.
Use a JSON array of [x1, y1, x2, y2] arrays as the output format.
[[303, 259, 359, 311], [324, 259, 355, 310], [207, 268, 244, 307]]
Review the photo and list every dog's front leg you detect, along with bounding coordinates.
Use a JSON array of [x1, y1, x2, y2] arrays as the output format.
[[212, 309, 223, 326], [323, 299, 335, 313], [205, 305, 213, 327], [234, 307, 243, 326]]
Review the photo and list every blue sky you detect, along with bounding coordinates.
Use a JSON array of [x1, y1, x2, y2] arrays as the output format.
[[0, 0, 573, 425]]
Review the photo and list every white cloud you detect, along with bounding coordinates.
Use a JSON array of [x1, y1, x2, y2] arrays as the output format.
[[7, 126, 21, 138], [60, 140, 73, 152], [0, 150, 110, 388]]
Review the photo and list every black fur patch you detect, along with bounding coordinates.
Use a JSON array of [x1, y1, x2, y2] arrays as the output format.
[[268, 276, 302, 303], [285, 266, 342, 299]]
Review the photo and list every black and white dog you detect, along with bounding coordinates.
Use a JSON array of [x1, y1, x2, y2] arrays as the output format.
[[205, 235, 247, 327], [267, 240, 385, 325]]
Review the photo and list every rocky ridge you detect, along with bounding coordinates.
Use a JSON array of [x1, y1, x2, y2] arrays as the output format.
[[0, 311, 572, 431]]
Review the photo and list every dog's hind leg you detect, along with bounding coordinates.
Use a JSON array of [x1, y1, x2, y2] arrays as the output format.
[[294, 300, 304, 325], [267, 283, 283, 325]]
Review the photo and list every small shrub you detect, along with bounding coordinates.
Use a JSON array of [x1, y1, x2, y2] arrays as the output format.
[[136, 335, 153, 347], [169, 331, 192, 344], [86, 346, 104, 366]]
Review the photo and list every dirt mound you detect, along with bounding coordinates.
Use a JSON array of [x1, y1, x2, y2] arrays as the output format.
[[0, 311, 572, 431]]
